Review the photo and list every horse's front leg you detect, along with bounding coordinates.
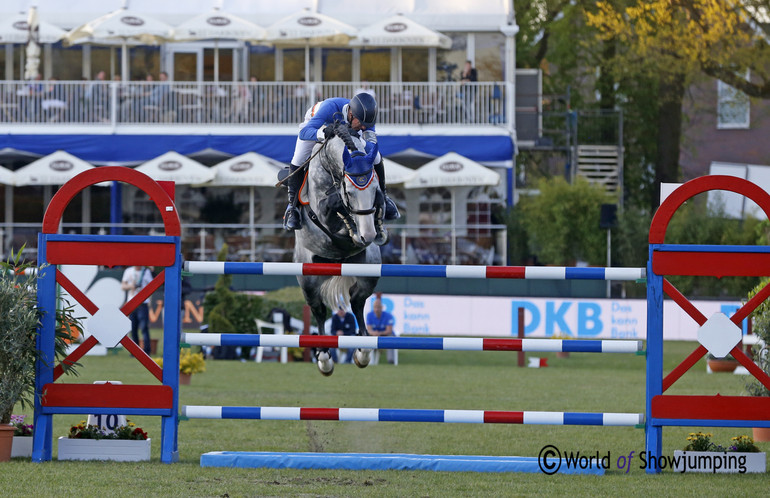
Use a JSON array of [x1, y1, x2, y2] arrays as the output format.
[[350, 285, 375, 369], [310, 303, 335, 376]]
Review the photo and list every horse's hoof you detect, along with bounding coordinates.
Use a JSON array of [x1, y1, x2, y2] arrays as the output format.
[[317, 351, 335, 376], [353, 348, 371, 368]]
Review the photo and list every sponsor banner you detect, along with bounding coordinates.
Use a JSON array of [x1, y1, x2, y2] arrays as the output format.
[[372, 295, 747, 340]]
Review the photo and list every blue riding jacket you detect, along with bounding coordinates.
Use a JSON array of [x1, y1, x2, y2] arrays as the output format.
[[298, 97, 377, 142]]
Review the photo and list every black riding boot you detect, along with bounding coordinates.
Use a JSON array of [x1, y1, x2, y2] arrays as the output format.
[[283, 164, 302, 230], [374, 160, 400, 220]]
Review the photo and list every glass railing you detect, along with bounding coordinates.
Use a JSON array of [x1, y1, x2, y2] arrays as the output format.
[[0, 80, 511, 128], [1, 222, 508, 266]]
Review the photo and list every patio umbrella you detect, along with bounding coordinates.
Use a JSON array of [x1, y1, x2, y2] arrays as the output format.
[[382, 158, 416, 185], [64, 3, 172, 81], [404, 152, 500, 264], [24, 7, 40, 80], [0, 11, 66, 44], [350, 14, 451, 83], [350, 14, 451, 49], [134, 151, 215, 184], [204, 152, 285, 260], [264, 8, 357, 87], [0, 165, 13, 255], [14, 150, 106, 233], [171, 6, 267, 82]]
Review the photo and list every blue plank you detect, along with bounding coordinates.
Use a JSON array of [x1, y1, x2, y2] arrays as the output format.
[[200, 451, 605, 474]]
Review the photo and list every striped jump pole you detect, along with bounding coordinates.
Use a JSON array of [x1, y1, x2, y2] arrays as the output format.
[[182, 333, 644, 354], [183, 406, 644, 426], [184, 261, 645, 281]]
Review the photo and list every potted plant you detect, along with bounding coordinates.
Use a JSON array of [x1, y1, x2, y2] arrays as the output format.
[[0, 252, 80, 462], [58, 419, 150, 461], [10, 414, 33, 458], [706, 353, 740, 373], [672, 432, 765, 473], [154, 349, 206, 385], [746, 279, 770, 441]]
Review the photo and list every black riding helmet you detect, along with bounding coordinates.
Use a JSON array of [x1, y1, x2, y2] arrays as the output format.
[[349, 93, 378, 128]]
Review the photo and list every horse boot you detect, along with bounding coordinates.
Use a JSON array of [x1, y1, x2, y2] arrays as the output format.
[[374, 160, 400, 220], [283, 164, 303, 230]]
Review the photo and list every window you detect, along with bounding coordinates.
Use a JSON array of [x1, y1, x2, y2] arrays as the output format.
[[467, 186, 501, 236], [418, 187, 451, 228], [717, 78, 749, 129]]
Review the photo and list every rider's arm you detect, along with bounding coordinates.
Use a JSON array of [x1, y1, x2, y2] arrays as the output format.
[[298, 100, 343, 142]]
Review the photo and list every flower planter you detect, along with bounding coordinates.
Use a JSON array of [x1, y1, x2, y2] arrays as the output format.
[[556, 351, 570, 359], [672, 450, 766, 473], [11, 436, 33, 458], [753, 427, 770, 443], [707, 359, 739, 373], [179, 372, 192, 385], [0, 425, 14, 462], [57, 437, 151, 462]]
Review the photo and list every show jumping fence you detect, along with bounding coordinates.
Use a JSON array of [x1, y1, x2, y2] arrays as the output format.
[[32, 168, 770, 474]]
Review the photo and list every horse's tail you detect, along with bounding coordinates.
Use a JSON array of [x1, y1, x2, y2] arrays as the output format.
[[320, 276, 355, 311]]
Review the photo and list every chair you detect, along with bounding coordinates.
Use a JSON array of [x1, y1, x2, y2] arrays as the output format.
[[371, 328, 399, 366], [254, 318, 288, 363]]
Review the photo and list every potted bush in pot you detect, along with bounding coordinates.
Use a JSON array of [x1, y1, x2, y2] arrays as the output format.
[[154, 349, 206, 385], [672, 432, 765, 473], [0, 253, 80, 462], [10, 414, 33, 458]]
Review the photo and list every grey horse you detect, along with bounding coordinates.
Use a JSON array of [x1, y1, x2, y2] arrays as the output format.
[[293, 129, 387, 376]]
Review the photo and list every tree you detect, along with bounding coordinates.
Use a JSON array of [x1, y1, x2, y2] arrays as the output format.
[[586, 0, 770, 207]]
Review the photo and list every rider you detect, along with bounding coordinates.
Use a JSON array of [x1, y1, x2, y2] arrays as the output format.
[[283, 93, 400, 231]]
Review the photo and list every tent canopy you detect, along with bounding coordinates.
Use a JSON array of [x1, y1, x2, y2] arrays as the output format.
[[0, 11, 66, 44]]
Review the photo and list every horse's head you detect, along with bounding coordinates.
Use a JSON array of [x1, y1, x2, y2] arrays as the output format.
[[340, 141, 379, 247]]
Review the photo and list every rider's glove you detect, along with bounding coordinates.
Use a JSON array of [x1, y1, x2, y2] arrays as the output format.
[[317, 125, 336, 142]]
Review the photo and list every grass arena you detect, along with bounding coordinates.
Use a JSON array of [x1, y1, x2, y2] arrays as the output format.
[[6, 169, 769, 494]]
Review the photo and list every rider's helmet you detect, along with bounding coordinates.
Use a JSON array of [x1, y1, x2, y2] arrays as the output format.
[[349, 93, 378, 128]]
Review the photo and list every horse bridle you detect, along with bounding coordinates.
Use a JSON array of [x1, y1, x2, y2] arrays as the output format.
[[319, 142, 378, 218]]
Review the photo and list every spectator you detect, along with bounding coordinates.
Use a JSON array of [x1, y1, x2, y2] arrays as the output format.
[[147, 71, 173, 121], [86, 70, 108, 121], [459, 60, 477, 122], [121, 265, 154, 355], [332, 306, 357, 363], [366, 297, 396, 364]]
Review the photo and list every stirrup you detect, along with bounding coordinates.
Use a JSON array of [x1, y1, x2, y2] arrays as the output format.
[[384, 196, 400, 220], [283, 204, 301, 230]]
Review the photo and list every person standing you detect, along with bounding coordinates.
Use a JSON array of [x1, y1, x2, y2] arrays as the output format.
[[459, 60, 478, 122], [121, 266, 153, 354], [332, 306, 358, 363], [366, 297, 396, 364]]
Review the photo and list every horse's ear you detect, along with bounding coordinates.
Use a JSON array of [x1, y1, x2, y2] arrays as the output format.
[[342, 145, 352, 168], [365, 141, 378, 161]]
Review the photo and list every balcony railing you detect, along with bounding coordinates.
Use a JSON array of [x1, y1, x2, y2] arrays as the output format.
[[1, 222, 507, 267], [0, 80, 512, 128]]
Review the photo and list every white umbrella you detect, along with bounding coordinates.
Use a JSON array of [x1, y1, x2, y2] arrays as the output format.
[[350, 14, 452, 49], [351, 14, 451, 85], [14, 150, 98, 186], [24, 7, 41, 80], [0, 11, 66, 44], [382, 158, 416, 185], [264, 8, 357, 87], [404, 152, 500, 264], [0, 165, 15, 186], [135, 151, 214, 184], [205, 152, 285, 260], [64, 4, 172, 81], [14, 150, 106, 233], [171, 6, 267, 82]]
